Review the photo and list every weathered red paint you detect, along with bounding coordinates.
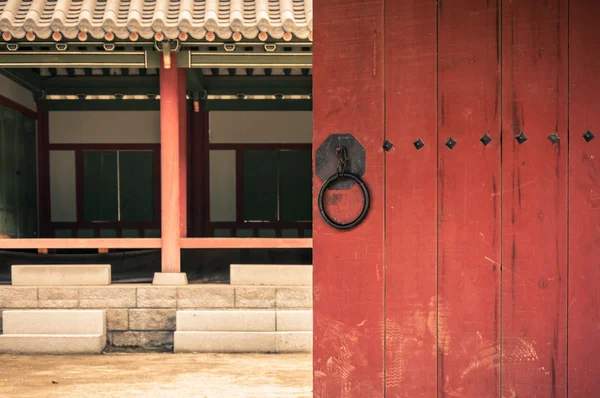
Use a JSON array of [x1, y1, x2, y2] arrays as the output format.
[[313, 0, 385, 396], [568, 0, 600, 395], [0, 94, 37, 119], [501, 1, 568, 396], [384, 1, 437, 396], [436, 1, 501, 396], [160, 54, 182, 272], [178, 68, 188, 238]]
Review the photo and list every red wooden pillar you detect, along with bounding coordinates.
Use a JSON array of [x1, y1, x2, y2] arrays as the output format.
[[159, 54, 182, 273], [178, 68, 187, 238], [568, 1, 600, 395], [313, 0, 385, 397], [501, 1, 568, 396]]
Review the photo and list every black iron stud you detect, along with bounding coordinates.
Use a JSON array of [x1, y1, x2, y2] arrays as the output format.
[[515, 132, 528, 145], [382, 140, 394, 152], [548, 132, 560, 144], [583, 130, 595, 143], [413, 138, 425, 150], [480, 133, 492, 146], [445, 137, 457, 150]]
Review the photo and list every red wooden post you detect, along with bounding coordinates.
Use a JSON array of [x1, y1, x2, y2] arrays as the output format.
[[36, 100, 51, 238], [501, 1, 568, 396], [190, 105, 208, 237], [178, 68, 187, 238], [159, 54, 182, 273], [568, 1, 600, 395], [436, 1, 501, 396], [313, 0, 385, 396], [384, 1, 437, 396]]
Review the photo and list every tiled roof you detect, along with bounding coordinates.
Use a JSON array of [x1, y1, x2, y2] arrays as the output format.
[[0, 0, 313, 41]]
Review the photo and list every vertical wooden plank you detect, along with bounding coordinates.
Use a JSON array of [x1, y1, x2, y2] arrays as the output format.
[[501, 1, 568, 396], [160, 54, 181, 272], [178, 68, 188, 237], [313, 0, 385, 396], [436, 1, 501, 397], [568, 1, 600, 395], [384, 1, 437, 396]]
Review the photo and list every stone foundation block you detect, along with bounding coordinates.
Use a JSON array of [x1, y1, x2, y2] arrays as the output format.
[[152, 272, 188, 285], [275, 287, 312, 308], [11, 264, 110, 286], [137, 287, 177, 308], [177, 310, 275, 332], [0, 334, 106, 354], [3, 310, 105, 335], [234, 287, 275, 308], [106, 309, 128, 331], [108, 331, 173, 348], [0, 287, 38, 308], [177, 286, 234, 308], [38, 287, 79, 308], [276, 310, 312, 331], [78, 287, 136, 308], [276, 332, 312, 353], [129, 309, 176, 331], [174, 331, 276, 353], [230, 264, 312, 286]]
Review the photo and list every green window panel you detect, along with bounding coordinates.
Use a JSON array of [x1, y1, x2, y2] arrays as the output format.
[[76, 229, 94, 238], [241, 149, 312, 223], [82, 151, 118, 222], [278, 150, 312, 222], [213, 228, 232, 237], [122, 229, 140, 238], [119, 151, 154, 222], [100, 229, 117, 238], [281, 229, 300, 238], [236, 228, 254, 237], [243, 150, 278, 221], [258, 229, 277, 238], [55, 229, 73, 238], [144, 228, 160, 238]]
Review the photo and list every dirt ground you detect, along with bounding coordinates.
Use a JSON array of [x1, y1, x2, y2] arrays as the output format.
[[0, 353, 312, 398]]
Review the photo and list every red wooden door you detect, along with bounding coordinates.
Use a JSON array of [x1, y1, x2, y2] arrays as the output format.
[[313, 1, 600, 397]]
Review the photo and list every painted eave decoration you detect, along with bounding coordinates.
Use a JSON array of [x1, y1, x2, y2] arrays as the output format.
[[0, 0, 313, 42]]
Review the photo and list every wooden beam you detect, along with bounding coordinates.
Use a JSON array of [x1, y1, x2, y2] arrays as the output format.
[[160, 53, 182, 273], [41, 99, 312, 112], [189, 52, 312, 68], [0, 52, 147, 68], [0, 238, 162, 249], [179, 238, 312, 249]]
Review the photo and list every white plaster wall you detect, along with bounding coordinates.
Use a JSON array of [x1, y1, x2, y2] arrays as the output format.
[[209, 150, 237, 222], [209, 111, 312, 143], [49, 150, 77, 222], [49, 111, 160, 143], [0, 74, 36, 111]]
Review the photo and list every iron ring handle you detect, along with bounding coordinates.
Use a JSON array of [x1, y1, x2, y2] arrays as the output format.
[[317, 173, 370, 230]]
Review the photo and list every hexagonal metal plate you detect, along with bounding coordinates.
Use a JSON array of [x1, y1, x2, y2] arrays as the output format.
[[315, 133, 366, 190]]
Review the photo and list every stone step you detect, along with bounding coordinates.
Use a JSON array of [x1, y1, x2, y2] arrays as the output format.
[[276, 310, 312, 331], [174, 331, 312, 353], [3, 310, 106, 335], [177, 310, 275, 332], [11, 265, 111, 286], [0, 334, 106, 354], [230, 264, 312, 286]]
